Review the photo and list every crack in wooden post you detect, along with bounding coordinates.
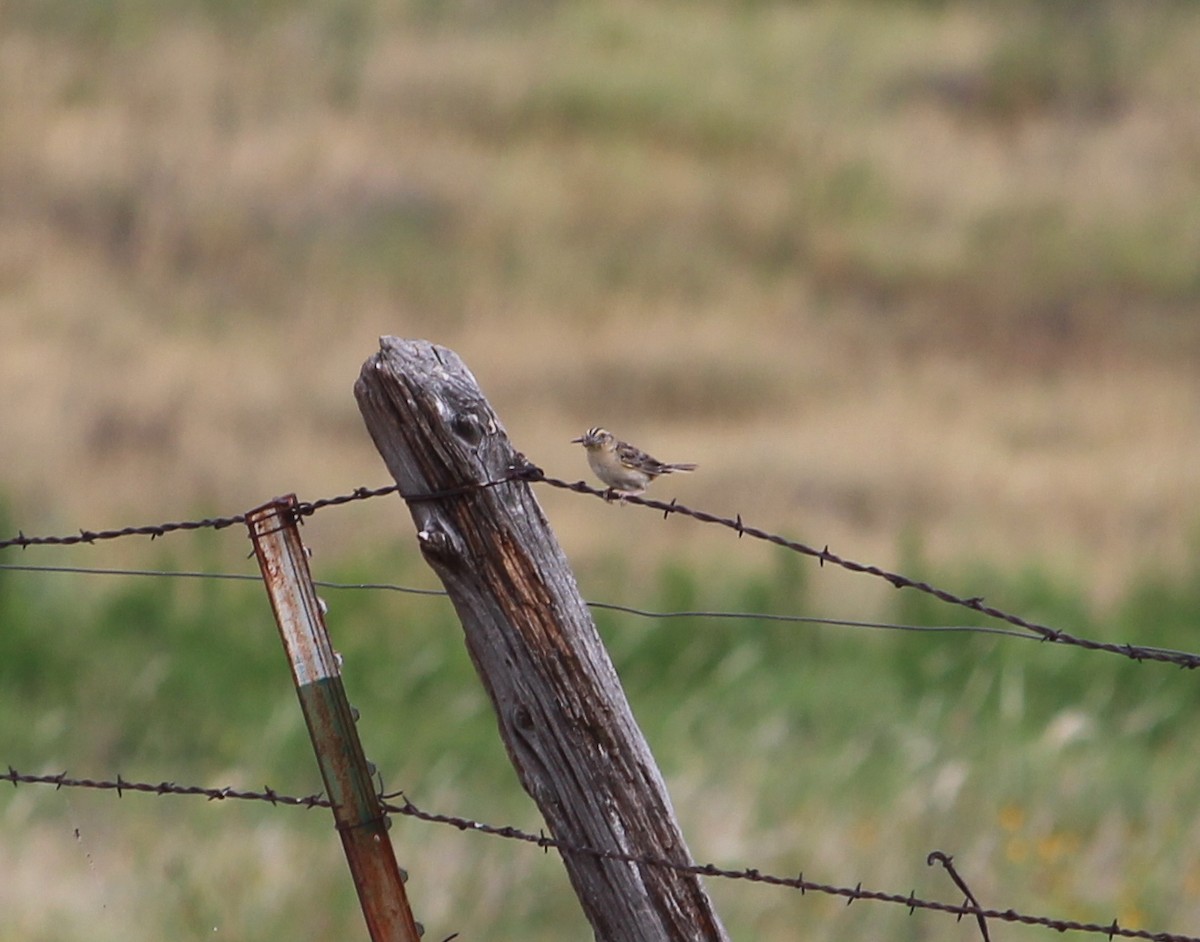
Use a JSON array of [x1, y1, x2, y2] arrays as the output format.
[[355, 337, 729, 942]]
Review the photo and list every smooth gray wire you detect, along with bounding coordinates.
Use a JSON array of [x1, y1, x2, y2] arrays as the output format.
[[583, 599, 1037, 640], [4, 561, 1192, 660]]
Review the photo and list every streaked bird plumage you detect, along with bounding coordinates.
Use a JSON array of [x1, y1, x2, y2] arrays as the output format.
[[571, 427, 697, 497]]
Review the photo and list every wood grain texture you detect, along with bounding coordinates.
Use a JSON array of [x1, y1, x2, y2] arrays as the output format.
[[355, 337, 728, 942]]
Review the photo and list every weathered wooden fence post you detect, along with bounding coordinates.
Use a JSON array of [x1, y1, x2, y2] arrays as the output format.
[[355, 337, 729, 942]]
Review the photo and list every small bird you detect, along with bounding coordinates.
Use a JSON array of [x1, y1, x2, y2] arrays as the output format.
[[571, 427, 697, 499]]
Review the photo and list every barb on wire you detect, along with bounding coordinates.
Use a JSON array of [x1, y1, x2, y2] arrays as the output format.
[[292, 483, 401, 516], [0, 490, 401, 551], [292, 464, 540, 516], [928, 851, 989, 942], [535, 473, 1200, 671], [0, 513, 248, 551], [2, 767, 331, 808], [0, 467, 540, 552], [4, 462, 1199, 670], [4, 766, 1194, 942]]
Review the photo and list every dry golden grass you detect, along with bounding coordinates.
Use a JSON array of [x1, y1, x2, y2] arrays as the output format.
[[6, 7, 1200, 937], [2, 0, 1199, 597]]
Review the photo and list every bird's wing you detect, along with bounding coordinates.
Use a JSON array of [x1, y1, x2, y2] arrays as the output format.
[[616, 440, 667, 474]]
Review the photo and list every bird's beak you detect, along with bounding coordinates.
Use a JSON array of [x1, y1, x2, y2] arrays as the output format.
[[570, 435, 585, 444]]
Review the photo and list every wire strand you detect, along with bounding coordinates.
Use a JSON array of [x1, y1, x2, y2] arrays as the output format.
[[3, 766, 1194, 942], [0, 562, 1107, 644], [3, 468, 1199, 668], [533, 472, 1200, 670]]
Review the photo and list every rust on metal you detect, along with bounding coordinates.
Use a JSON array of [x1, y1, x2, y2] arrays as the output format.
[[247, 496, 422, 942]]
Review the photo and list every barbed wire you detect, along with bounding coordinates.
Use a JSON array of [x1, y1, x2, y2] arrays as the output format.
[[3, 465, 1199, 670], [0, 484, 411, 551], [3, 766, 1192, 942], [4, 466, 1196, 939], [2, 767, 332, 807], [0, 476, 508, 550], [0, 511, 249, 549], [531, 471, 1200, 670]]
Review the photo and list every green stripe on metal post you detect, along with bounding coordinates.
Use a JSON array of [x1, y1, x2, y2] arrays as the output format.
[[247, 496, 422, 942]]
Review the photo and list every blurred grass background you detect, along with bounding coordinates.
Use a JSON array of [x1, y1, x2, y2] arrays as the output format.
[[2, 0, 1200, 938]]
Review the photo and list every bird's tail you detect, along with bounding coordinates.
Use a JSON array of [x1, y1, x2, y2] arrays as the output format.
[[663, 463, 697, 474]]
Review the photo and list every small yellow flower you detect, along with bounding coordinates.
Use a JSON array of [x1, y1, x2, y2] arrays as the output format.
[[998, 803, 1025, 833]]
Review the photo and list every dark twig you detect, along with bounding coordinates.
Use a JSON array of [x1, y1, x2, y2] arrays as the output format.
[[929, 851, 990, 942], [3, 767, 1195, 942]]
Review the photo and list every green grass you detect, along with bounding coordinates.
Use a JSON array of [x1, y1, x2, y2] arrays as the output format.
[[3, 0, 1200, 937], [4, 528, 1200, 939]]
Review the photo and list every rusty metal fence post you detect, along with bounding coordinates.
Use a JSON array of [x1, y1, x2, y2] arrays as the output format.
[[246, 496, 422, 942]]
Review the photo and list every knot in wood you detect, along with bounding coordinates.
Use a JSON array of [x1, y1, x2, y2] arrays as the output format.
[[513, 704, 535, 731], [416, 526, 455, 561], [451, 410, 487, 447]]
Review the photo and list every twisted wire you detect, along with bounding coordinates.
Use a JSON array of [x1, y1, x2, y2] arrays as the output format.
[[3, 767, 1192, 942], [3, 464, 1197, 669]]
